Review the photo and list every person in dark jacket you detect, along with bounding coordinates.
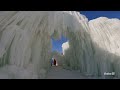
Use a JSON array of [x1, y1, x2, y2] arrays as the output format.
[[51, 58, 54, 66], [54, 59, 56, 66]]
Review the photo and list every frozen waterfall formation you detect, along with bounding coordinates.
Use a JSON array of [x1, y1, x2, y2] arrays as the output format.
[[0, 11, 120, 79]]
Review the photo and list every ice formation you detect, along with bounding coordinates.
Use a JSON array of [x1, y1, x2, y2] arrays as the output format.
[[62, 41, 69, 55], [0, 11, 120, 79]]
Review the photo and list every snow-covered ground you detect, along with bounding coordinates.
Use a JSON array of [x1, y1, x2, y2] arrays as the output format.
[[0, 65, 117, 79], [46, 66, 103, 79], [0, 65, 38, 79]]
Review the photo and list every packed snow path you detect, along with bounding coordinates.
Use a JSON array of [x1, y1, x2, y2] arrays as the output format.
[[46, 66, 97, 79]]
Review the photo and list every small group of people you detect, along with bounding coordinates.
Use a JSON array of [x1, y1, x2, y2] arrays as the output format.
[[51, 58, 58, 66]]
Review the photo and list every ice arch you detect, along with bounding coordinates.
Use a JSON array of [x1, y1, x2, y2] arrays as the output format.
[[0, 11, 120, 79], [0, 11, 91, 78]]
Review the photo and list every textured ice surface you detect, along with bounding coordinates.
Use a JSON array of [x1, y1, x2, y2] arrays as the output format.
[[0, 11, 120, 79]]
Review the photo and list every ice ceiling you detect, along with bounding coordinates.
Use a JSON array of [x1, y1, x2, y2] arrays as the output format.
[[0, 11, 120, 79]]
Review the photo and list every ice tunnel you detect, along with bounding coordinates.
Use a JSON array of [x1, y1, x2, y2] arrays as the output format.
[[0, 11, 120, 79]]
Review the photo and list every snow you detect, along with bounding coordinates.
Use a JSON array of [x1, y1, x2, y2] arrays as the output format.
[[62, 41, 69, 55], [46, 66, 89, 79], [89, 17, 120, 78], [0, 11, 119, 79], [46, 66, 104, 79], [0, 65, 38, 79]]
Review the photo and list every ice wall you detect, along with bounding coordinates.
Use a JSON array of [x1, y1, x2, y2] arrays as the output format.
[[0, 11, 88, 79], [63, 16, 120, 78], [0, 11, 55, 78], [89, 17, 120, 78]]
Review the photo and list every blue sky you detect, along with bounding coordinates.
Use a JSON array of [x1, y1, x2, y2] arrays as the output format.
[[52, 11, 120, 53], [80, 11, 120, 20], [51, 36, 68, 53]]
